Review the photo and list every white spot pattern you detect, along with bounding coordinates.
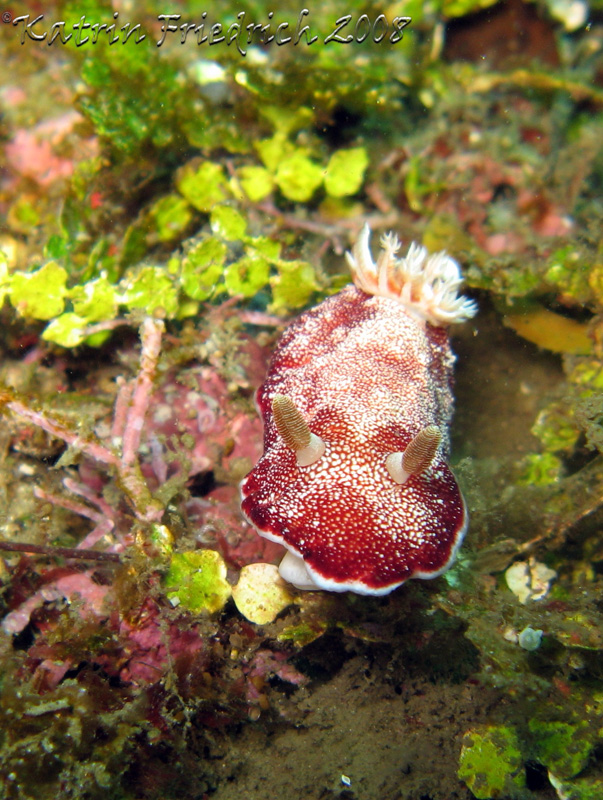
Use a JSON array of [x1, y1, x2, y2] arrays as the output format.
[[241, 231, 474, 595]]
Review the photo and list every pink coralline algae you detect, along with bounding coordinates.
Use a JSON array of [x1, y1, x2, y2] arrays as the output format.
[[5, 112, 97, 187], [241, 225, 477, 595], [144, 363, 263, 481]]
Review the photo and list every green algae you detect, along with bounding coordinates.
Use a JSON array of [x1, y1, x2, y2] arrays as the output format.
[[176, 161, 231, 214], [517, 452, 564, 487], [69, 277, 118, 323], [180, 239, 228, 301], [122, 265, 180, 318], [528, 719, 593, 780], [148, 195, 194, 244], [324, 147, 370, 198], [9, 261, 68, 321], [163, 550, 232, 614], [238, 164, 274, 201], [0, 213, 320, 346], [274, 152, 325, 203], [458, 725, 525, 799], [548, 774, 603, 800], [210, 206, 248, 242]]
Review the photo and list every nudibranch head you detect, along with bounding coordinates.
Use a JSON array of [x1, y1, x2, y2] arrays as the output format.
[[241, 226, 476, 595]]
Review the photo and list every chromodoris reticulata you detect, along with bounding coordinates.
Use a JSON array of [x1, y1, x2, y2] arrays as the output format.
[[241, 224, 476, 595]]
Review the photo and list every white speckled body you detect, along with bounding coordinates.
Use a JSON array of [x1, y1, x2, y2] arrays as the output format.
[[263, 285, 455, 458], [241, 284, 466, 594]]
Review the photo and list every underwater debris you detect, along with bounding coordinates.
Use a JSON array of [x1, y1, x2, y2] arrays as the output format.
[[232, 563, 293, 625], [505, 558, 557, 604], [517, 626, 544, 651], [503, 306, 592, 356]]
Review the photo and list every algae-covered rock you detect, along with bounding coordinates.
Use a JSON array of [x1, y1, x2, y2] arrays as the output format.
[[549, 772, 603, 800], [528, 719, 593, 780], [458, 724, 525, 799]]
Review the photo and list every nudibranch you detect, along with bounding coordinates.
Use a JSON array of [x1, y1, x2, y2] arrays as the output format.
[[240, 225, 477, 595]]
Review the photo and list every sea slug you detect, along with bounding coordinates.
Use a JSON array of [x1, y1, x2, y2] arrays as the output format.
[[241, 225, 476, 595]]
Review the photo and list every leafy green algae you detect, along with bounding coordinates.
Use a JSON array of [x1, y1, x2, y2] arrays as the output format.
[[180, 239, 228, 301], [163, 550, 232, 614], [177, 162, 231, 214], [324, 147, 370, 198], [9, 261, 68, 321], [0, 208, 320, 346]]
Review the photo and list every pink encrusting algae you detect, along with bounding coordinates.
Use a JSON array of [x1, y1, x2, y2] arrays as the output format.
[[241, 225, 477, 595]]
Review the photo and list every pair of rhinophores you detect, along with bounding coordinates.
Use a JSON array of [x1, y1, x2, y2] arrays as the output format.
[[241, 224, 477, 596]]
